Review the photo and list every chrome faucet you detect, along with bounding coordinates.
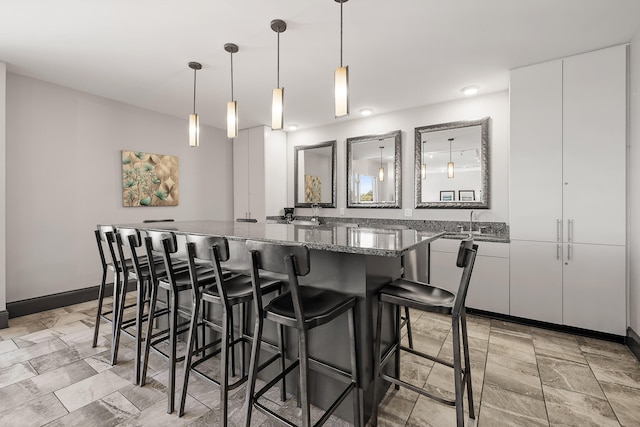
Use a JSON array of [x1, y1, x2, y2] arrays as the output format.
[[469, 210, 474, 233]]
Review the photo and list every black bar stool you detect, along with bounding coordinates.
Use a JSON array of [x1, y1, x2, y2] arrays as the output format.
[[177, 235, 284, 426], [139, 230, 216, 413], [92, 226, 120, 352], [372, 238, 478, 427], [244, 240, 362, 427]]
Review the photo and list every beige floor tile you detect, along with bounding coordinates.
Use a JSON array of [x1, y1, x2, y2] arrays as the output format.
[[600, 381, 640, 427], [44, 391, 139, 427], [484, 352, 543, 400], [0, 361, 38, 388], [543, 385, 620, 427], [537, 356, 605, 398], [0, 392, 69, 427], [54, 369, 132, 412]]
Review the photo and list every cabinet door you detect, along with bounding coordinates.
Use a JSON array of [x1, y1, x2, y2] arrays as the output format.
[[563, 243, 626, 335], [467, 255, 510, 315], [510, 240, 563, 324], [509, 60, 563, 242], [562, 46, 626, 246], [233, 130, 250, 220]]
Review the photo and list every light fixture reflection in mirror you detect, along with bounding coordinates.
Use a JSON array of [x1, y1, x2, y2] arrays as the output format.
[[347, 130, 401, 209], [415, 117, 489, 209]]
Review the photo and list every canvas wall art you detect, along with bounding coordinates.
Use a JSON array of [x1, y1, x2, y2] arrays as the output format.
[[122, 150, 179, 207], [304, 175, 321, 203]]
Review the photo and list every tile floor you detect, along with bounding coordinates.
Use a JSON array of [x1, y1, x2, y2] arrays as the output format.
[[0, 296, 639, 426]]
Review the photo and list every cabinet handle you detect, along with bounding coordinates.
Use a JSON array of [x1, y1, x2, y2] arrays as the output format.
[[567, 219, 573, 242], [556, 219, 561, 242], [556, 243, 561, 260], [567, 243, 572, 261]]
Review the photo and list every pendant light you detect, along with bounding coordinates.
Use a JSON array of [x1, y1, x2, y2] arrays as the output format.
[[271, 19, 287, 130], [188, 61, 202, 147], [334, 0, 349, 118], [421, 140, 427, 180], [448, 138, 455, 178], [225, 43, 239, 139], [378, 146, 385, 182]]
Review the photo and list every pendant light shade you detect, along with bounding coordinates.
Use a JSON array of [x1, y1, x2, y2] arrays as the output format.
[[378, 146, 385, 182], [225, 43, 239, 139], [271, 19, 287, 130], [334, 0, 349, 118], [448, 138, 455, 178], [188, 61, 202, 147]]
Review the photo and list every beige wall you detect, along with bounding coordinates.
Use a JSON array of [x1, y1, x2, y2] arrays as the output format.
[[4, 73, 233, 303]]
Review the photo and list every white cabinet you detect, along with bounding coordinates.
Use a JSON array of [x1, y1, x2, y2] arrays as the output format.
[[509, 45, 627, 335], [233, 126, 287, 222], [430, 239, 510, 315]]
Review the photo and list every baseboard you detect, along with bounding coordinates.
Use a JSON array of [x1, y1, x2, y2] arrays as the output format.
[[627, 327, 640, 361], [5, 281, 136, 320], [468, 308, 625, 343], [0, 310, 8, 329]]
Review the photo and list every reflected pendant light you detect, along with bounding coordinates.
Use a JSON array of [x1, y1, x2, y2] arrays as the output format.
[[448, 138, 455, 178], [225, 43, 239, 139], [271, 19, 287, 130], [334, 0, 349, 118], [421, 140, 427, 180], [379, 146, 385, 182], [188, 61, 202, 147]]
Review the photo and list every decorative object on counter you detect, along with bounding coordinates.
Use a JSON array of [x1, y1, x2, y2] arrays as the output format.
[[187, 61, 202, 147], [347, 130, 402, 209], [225, 43, 239, 138], [415, 117, 489, 209], [334, 0, 350, 118], [283, 207, 295, 222], [122, 150, 179, 206], [294, 141, 336, 208], [270, 19, 287, 130], [440, 190, 455, 202]]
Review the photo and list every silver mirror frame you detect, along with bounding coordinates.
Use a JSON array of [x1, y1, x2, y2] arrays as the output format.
[[346, 129, 402, 209], [414, 117, 489, 209], [294, 140, 337, 208]]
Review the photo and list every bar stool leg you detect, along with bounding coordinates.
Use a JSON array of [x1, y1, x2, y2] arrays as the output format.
[[348, 307, 362, 427], [220, 309, 231, 426], [452, 317, 464, 427], [178, 294, 201, 417], [298, 328, 311, 427], [404, 306, 413, 349], [371, 299, 384, 427], [394, 304, 401, 390], [140, 281, 159, 387], [243, 308, 265, 427], [167, 291, 178, 413], [134, 278, 145, 385], [461, 310, 475, 420], [111, 272, 128, 365], [92, 269, 109, 348], [277, 323, 287, 401]]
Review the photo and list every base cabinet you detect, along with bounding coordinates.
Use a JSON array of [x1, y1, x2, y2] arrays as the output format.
[[510, 240, 625, 335], [429, 240, 510, 315]]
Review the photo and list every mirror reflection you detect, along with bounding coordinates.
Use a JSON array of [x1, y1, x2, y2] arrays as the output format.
[[415, 117, 489, 208], [347, 130, 401, 208], [294, 140, 336, 208]]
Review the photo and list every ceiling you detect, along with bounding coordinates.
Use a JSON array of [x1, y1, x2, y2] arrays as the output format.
[[2, 0, 640, 132]]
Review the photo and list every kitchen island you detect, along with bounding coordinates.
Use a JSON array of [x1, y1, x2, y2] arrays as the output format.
[[117, 220, 444, 422]]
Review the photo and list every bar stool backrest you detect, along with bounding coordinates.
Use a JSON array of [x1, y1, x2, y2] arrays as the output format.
[[246, 240, 310, 329], [452, 238, 478, 317], [144, 230, 181, 289]]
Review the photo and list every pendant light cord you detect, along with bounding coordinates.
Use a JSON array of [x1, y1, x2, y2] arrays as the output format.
[[192, 67, 197, 114], [340, 0, 344, 67], [277, 30, 280, 88], [230, 52, 234, 100]]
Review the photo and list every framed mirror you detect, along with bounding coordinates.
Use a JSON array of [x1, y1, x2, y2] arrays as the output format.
[[294, 140, 337, 208], [415, 117, 489, 209], [347, 130, 401, 209]]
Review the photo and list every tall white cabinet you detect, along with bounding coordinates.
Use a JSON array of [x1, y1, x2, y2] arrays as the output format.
[[509, 45, 627, 335], [233, 126, 287, 222]]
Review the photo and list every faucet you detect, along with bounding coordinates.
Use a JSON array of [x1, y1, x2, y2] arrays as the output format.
[[311, 204, 320, 223], [469, 210, 474, 233]]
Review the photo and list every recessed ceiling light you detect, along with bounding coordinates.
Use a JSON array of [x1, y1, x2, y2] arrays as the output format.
[[360, 108, 373, 116], [288, 124, 298, 131], [461, 86, 479, 96]]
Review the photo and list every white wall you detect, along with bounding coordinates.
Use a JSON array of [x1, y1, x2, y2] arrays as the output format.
[[629, 30, 640, 334], [287, 91, 509, 223], [5, 74, 233, 303]]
